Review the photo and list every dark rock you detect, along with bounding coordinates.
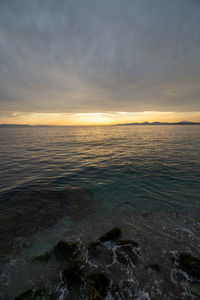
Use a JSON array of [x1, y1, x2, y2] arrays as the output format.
[[115, 249, 130, 265], [115, 240, 139, 265], [88, 242, 114, 265], [15, 289, 50, 300], [88, 227, 121, 251], [110, 281, 135, 298], [15, 289, 33, 300], [96, 248, 114, 265], [89, 272, 110, 299], [148, 264, 161, 273], [54, 240, 81, 260], [62, 261, 83, 286], [177, 253, 200, 279], [98, 227, 121, 242]]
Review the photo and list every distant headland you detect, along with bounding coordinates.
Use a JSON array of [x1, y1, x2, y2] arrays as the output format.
[[116, 121, 200, 126]]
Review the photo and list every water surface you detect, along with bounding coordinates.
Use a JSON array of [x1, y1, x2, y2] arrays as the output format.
[[0, 125, 200, 299]]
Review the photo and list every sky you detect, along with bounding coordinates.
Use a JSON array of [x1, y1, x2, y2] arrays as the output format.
[[0, 0, 200, 125]]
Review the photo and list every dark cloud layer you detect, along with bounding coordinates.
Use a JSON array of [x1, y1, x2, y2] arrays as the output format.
[[0, 0, 200, 113]]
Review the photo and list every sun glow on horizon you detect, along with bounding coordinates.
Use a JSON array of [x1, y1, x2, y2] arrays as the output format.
[[0, 111, 200, 126]]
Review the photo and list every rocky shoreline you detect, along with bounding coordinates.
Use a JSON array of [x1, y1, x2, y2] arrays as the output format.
[[1, 187, 200, 299], [14, 227, 200, 300]]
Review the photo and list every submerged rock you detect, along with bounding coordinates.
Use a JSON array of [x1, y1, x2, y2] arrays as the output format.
[[177, 253, 200, 279], [117, 239, 139, 248], [88, 227, 121, 251], [0, 186, 95, 262], [190, 282, 200, 296], [89, 272, 110, 300], [15, 289, 50, 300], [33, 251, 51, 263], [148, 264, 161, 273], [141, 211, 152, 217], [0, 189, 63, 262], [63, 187, 96, 221]]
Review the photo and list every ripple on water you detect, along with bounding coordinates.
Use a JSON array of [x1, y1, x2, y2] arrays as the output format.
[[0, 126, 199, 298]]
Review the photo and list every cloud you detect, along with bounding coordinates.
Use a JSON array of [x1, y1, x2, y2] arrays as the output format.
[[0, 0, 200, 114]]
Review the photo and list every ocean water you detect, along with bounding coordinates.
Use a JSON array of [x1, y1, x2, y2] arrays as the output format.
[[0, 125, 200, 299]]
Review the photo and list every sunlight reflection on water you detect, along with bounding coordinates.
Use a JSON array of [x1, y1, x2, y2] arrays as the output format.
[[0, 125, 199, 214]]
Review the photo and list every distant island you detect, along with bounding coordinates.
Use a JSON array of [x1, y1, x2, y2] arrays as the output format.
[[116, 121, 200, 126], [0, 124, 53, 127], [0, 124, 32, 127]]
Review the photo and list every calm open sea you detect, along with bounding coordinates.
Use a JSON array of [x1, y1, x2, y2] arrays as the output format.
[[0, 125, 200, 299]]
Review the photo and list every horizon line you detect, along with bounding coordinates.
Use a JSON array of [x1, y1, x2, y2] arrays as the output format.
[[1, 121, 200, 127]]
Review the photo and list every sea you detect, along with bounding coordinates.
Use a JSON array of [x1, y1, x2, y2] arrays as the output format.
[[0, 125, 200, 299]]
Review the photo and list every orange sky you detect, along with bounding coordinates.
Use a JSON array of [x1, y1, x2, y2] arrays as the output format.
[[1, 111, 200, 126]]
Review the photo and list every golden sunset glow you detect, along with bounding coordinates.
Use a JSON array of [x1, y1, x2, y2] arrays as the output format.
[[1, 111, 200, 126], [1, 1, 200, 126]]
